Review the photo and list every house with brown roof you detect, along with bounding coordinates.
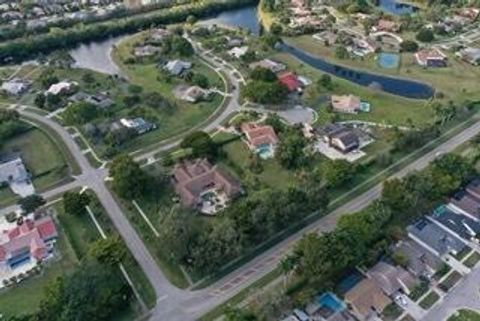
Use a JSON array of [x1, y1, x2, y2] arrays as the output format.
[[344, 278, 392, 321], [449, 190, 480, 221], [241, 123, 279, 159], [367, 261, 418, 296], [171, 159, 243, 215], [372, 19, 400, 33]]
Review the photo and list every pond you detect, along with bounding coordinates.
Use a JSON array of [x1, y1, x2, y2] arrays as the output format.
[[377, 0, 419, 16], [198, 5, 261, 35], [279, 43, 434, 99], [70, 35, 126, 76]]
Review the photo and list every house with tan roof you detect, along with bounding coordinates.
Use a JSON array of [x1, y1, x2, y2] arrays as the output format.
[[331, 95, 362, 114], [372, 19, 400, 33], [344, 278, 392, 321], [171, 159, 243, 215], [241, 123, 279, 159], [367, 261, 418, 296]]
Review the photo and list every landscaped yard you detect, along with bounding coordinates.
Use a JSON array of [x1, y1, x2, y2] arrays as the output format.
[[464, 252, 480, 268], [448, 309, 480, 321], [285, 35, 480, 103], [0, 192, 155, 319], [439, 270, 463, 292], [0, 126, 70, 206], [419, 290, 440, 309]]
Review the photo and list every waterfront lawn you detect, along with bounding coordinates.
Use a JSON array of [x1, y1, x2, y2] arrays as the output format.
[[271, 52, 433, 127], [448, 309, 480, 321], [286, 35, 480, 103], [0, 126, 69, 200]]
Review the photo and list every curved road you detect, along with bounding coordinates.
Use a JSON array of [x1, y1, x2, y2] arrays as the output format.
[[5, 44, 480, 321]]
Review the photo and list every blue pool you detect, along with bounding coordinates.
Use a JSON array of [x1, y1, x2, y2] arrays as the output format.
[[316, 292, 346, 313], [256, 144, 275, 159], [378, 0, 419, 15], [378, 52, 400, 69]]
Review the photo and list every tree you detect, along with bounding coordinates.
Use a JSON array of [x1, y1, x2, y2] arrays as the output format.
[[36, 261, 131, 321], [109, 154, 149, 199], [276, 129, 308, 169], [180, 131, 217, 159], [242, 80, 288, 104], [400, 40, 419, 52], [88, 237, 127, 267], [63, 191, 90, 216], [186, 14, 197, 24], [191, 73, 209, 88], [318, 74, 333, 89], [250, 66, 277, 82], [335, 46, 349, 59], [224, 308, 257, 321], [18, 194, 45, 214], [416, 28, 434, 42], [63, 102, 99, 125], [34, 93, 46, 109], [270, 23, 283, 35], [322, 160, 356, 188], [168, 35, 194, 57]]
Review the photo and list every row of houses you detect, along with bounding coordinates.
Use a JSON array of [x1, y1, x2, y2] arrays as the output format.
[[283, 178, 480, 321]]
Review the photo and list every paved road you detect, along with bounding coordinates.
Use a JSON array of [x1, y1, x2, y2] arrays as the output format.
[[5, 45, 480, 321]]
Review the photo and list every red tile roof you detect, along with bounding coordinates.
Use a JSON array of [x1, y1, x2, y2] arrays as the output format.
[[241, 123, 279, 148], [278, 72, 300, 92]]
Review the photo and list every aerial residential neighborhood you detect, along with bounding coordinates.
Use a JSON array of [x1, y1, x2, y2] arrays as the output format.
[[1, 0, 480, 321]]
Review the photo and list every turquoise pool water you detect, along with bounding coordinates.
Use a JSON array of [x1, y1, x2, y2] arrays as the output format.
[[256, 144, 274, 159], [316, 292, 346, 313], [378, 53, 400, 69]]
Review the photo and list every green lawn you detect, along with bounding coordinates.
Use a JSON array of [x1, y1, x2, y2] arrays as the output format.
[[285, 35, 480, 104], [464, 252, 480, 268], [439, 271, 462, 292], [108, 31, 226, 154], [419, 290, 440, 309], [448, 310, 480, 321], [0, 126, 70, 207], [272, 52, 433, 127], [0, 193, 156, 319]]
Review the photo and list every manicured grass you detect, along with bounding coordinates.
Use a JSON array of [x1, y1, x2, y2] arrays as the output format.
[[455, 246, 473, 261], [439, 270, 462, 292], [109, 31, 226, 153], [220, 139, 298, 190], [419, 290, 440, 309], [463, 252, 480, 268], [408, 280, 430, 302], [433, 263, 452, 281], [448, 309, 480, 321], [272, 52, 433, 127], [382, 303, 404, 321], [285, 35, 480, 104]]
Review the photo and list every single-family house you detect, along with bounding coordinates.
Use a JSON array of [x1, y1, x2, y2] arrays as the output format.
[[226, 37, 243, 48], [458, 7, 480, 21], [331, 95, 361, 114], [164, 60, 192, 76], [367, 261, 418, 296], [449, 190, 480, 221], [241, 122, 279, 159], [1, 78, 31, 96], [407, 218, 466, 257], [46, 81, 77, 96], [180, 86, 208, 103], [318, 124, 360, 154], [69, 91, 114, 109], [119, 117, 156, 135], [0, 216, 57, 269], [134, 45, 160, 58], [228, 46, 249, 59], [0, 154, 35, 197], [456, 47, 480, 65], [171, 159, 243, 214], [415, 48, 447, 67], [149, 28, 171, 43], [393, 240, 443, 279], [431, 205, 480, 242], [344, 278, 392, 321], [249, 59, 286, 73], [372, 19, 400, 33], [278, 72, 301, 92]]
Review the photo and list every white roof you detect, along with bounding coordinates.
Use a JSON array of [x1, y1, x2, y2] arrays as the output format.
[[47, 81, 76, 95], [228, 46, 249, 58]]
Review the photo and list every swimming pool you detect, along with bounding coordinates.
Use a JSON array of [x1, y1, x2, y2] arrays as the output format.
[[378, 53, 400, 69], [256, 144, 275, 159], [316, 292, 346, 313]]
